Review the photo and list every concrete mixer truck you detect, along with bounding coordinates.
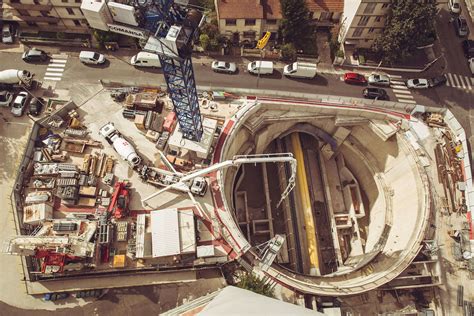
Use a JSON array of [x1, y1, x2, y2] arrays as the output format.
[[99, 122, 142, 167], [0, 69, 34, 89]]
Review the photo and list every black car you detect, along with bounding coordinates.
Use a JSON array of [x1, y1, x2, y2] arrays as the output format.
[[363, 88, 388, 100], [22, 48, 48, 62], [454, 16, 470, 37], [428, 75, 447, 87], [28, 97, 44, 116], [463, 40, 474, 58]]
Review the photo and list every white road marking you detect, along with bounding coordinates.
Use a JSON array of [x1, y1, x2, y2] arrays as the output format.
[[395, 93, 414, 99], [458, 76, 467, 89], [452, 74, 460, 87], [400, 99, 417, 104], [46, 68, 64, 72], [51, 54, 68, 59], [446, 73, 454, 87], [43, 77, 62, 81], [392, 89, 411, 94], [50, 59, 67, 63], [44, 72, 63, 77], [391, 80, 406, 85], [48, 63, 66, 68], [391, 84, 407, 89], [389, 74, 402, 79]]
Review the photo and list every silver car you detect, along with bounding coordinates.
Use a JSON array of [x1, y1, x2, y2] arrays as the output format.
[[11, 91, 29, 116], [406, 78, 429, 89], [0, 91, 13, 107], [368, 74, 391, 86], [211, 61, 237, 74]]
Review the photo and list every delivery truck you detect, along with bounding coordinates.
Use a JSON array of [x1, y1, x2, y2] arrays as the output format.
[[283, 62, 317, 79]]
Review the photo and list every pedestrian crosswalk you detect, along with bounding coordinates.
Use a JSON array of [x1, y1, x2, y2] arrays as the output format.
[[445, 73, 473, 91], [43, 54, 68, 82], [389, 74, 417, 104]]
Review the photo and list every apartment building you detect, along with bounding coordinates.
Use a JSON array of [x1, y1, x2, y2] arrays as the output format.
[[215, 0, 343, 44], [338, 0, 391, 50], [1, 0, 90, 34]]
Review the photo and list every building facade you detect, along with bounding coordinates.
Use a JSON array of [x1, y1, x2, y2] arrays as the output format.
[[215, 0, 343, 44], [338, 0, 391, 50], [1, 0, 90, 34]]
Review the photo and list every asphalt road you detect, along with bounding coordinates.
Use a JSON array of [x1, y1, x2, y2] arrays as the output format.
[[0, 49, 449, 108]]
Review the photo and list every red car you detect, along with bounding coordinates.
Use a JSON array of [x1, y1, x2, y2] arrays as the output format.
[[344, 72, 367, 85]]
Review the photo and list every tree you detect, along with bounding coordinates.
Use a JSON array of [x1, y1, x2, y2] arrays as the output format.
[[199, 33, 210, 51], [281, 43, 296, 61], [234, 272, 275, 298], [373, 0, 438, 64], [279, 0, 315, 52]]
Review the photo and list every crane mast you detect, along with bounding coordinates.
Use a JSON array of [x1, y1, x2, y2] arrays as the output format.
[[106, 0, 204, 141]]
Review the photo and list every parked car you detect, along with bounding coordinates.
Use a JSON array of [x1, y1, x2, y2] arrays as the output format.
[[79, 51, 106, 65], [2, 24, 13, 44], [22, 48, 49, 62], [0, 91, 13, 107], [247, 61, 273, 75], [211, 61, 237, 74], [363, 87, 388, 100], [44, 293, 69, 301], [406, 78, 430, 89], [462, 39, 474, 58], [29, 97, 45, 116], [367, 74, 390, 86], [344, 72, 367, 85], [469, 58, 474, 75], [428, 75, 447, 87], [454, 16, 470, 37], [11, 91, 29, 116], [449, 0, 461, 14]]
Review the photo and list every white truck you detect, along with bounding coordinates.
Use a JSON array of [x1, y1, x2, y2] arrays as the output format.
[[99, 122, 141, 167], [0, 69, 34, 88], [283, 62, 317, 79]]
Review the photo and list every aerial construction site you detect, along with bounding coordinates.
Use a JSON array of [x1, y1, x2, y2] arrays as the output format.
[[1, 0, 473, 315]]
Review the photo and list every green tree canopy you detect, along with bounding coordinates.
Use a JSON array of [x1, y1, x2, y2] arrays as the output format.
[[373, 0, 438, 64], [279, 0, 315, 51], [235, 272, 275, 298]]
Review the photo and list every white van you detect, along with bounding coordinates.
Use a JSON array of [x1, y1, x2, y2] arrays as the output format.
[[131, 52, 161, 68], [2, 24, 13, 44], [283, 62, 317, 79], [79, 51, 106, 65], [247, 61, 274, 75]]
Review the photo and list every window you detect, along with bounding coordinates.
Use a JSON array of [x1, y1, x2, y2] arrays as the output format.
[[381, 3, 389, 8], [364, 3, 376, 14], [10, 0, 21, 3], [368, 27, 375, 33], [375, 16, 382, 22], [33, 0, 41, 4], [66, 7, 74, 15], [26, 21, 38, 26], [225, 19, 236, 26], [17, 9, 30, 16], [243, 31, 256, 38], [266, 19, 277, 25], [352, 27, 363, 37], [73, 19, 81, 26], [245, 19, 256, 26], [358, 16, 370, 26]]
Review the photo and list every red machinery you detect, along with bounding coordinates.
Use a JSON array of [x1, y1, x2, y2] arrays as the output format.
[[107, 181, 130, 219], [35, 249, 80, 274]]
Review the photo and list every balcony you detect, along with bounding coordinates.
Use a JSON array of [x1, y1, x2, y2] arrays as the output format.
[[6, 3, 53, 10], [19, 15, 61, 23]]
